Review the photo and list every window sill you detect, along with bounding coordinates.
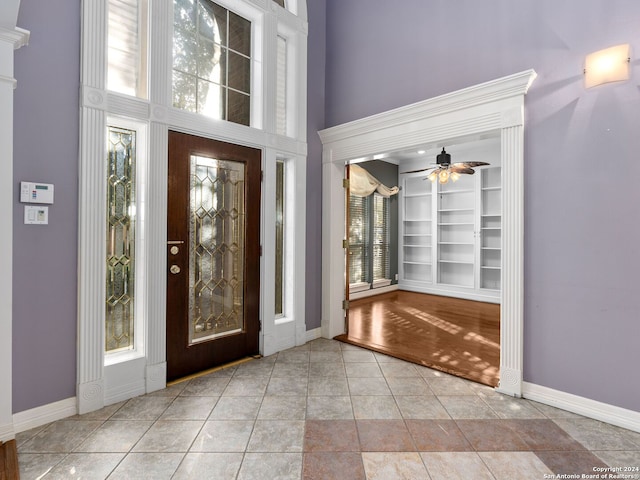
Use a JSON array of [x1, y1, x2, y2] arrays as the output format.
[[349, 282, 371, 294], [372, 278, 392, 289]]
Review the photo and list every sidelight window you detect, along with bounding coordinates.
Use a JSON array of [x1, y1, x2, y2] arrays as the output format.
[[106, 126, 137, 353]]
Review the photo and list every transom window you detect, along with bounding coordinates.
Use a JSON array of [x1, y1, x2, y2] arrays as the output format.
[[173, 0, 252, 125]]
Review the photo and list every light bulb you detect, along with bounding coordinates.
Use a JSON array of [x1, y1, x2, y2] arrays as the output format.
[[428, 172, 437, 183], [438, 169, 450, 184], [450, 172, 460, 182]]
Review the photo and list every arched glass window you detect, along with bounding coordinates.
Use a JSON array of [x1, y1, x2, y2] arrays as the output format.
[[173, 1, 252, 125]]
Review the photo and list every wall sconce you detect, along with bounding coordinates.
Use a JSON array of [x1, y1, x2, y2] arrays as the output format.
[[584, 44, 630, 88]]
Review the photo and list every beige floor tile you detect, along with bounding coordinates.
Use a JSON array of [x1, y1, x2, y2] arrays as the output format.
[[361, 452, 429, 480], [107, 452, 184, 479], [422, 452, 495, 480], [75, 420, 152, 452], [172, 452, 244, 480], [479, 451, 554, 480]]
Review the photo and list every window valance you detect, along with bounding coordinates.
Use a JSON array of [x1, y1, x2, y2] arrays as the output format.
[[349, 164, 399, 197]]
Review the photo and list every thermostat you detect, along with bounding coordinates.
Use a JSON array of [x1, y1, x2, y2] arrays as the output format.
[[20, 182, 54, 204]]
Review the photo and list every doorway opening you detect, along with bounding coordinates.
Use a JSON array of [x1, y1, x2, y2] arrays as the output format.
[[339, 138, 502, 386], [320, 70, 536, 397]]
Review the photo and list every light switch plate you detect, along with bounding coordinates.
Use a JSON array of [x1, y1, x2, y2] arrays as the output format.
[[24, 205, 49, 225]]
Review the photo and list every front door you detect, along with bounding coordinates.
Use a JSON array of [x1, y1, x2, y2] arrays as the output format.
[[167, 131, 261, 381]]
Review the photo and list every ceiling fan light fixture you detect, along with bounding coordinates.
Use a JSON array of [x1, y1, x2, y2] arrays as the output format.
[[404, 147, 490, 184], [437, 148, 451, 166]]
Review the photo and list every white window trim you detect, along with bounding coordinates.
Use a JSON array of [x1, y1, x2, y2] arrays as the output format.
[[78, 0, 308, 415]]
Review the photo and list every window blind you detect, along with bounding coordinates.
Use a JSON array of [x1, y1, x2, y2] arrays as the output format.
[[373, 193, 390, 281], [108, 0, 148, 98], [348, 194, 370, 285], [276, 35, 287, 136]]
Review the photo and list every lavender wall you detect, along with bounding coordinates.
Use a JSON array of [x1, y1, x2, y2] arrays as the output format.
[[305, 0, 326, 330], [324, 0, 640, 412], [13, 0, 80, 412]]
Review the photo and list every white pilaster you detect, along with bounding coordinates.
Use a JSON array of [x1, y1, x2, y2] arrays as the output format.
[[495, 121, 525, 397], [0, 20, 30, 442], [146, 122, 168, 392], [77, 0, 108, 414]]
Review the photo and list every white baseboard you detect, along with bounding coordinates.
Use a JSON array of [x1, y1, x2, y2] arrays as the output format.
[[13, 397, 77, 434], [105, 381, 146, 407], [0, 423, 14, 442], [306, 327, 322, 342], [350, 284, 398, 300], [523, 382, 640, 433]]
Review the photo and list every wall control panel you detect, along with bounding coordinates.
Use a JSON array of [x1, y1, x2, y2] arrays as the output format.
[[20, 182, 54, 204]]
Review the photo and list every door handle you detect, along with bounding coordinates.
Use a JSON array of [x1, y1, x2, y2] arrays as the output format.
[[170, 265, 181, 274]]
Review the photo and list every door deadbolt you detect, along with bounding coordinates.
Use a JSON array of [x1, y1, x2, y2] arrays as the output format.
[[170, 265, 181, 274], [170, 246, 179, 255]]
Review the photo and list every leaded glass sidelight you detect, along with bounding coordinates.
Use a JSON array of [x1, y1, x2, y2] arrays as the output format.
[[275, 160, 285, 316], [106, 127, 136, 352], [173, 0, 252, 125], [189, 155, 246, 344]]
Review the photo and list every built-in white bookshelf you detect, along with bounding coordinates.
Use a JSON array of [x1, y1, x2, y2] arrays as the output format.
[[399, 164, 501, 303], [402, 176, 433, 282]]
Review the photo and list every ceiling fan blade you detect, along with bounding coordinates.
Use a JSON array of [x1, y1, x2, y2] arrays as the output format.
[[452, 161, 490, 168], [449, 166, 475, 175], [402, 166, 437, 174]]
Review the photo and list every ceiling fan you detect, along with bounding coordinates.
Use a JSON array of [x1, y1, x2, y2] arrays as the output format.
[[404, 148, 490, 184]]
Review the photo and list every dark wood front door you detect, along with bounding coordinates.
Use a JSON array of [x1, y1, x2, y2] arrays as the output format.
[[167, 131, 261, 381]]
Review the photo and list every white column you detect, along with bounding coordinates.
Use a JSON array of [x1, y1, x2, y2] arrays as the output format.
[[496, 116, 525, 397], [321, 156, 346, 339], [0, 23, 30, 442]]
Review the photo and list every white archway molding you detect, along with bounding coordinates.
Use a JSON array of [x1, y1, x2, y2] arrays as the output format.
[[319, 70, 537, 397], [0, 0, 30, 442]]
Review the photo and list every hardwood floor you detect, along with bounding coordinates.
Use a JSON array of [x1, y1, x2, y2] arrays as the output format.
[[336, 290, 501, 386], [0, 439, 19, 480]]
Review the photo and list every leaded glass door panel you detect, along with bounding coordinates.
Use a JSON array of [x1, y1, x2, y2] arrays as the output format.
[[167, 131, 261, 381]]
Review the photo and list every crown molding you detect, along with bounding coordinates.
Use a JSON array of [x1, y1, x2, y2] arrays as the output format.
[[0, 26, 30, 49], [319, 69, 537, 148]]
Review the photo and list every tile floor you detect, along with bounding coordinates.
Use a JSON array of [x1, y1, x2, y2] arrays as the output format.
[[16, 339, 640, 479]]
